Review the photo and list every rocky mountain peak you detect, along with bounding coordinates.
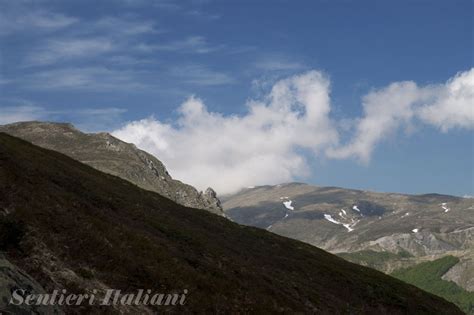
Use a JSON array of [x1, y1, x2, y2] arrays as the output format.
[[202, 187, 222, 211], [0, 121, 223, 215]]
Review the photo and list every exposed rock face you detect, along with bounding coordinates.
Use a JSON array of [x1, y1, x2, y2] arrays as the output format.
[[442, 251, 474, 292], [222, 183, 474, 291], [0, 121, 223, 215], [0, 254, 63, 314], [202, 188, 222, 212]]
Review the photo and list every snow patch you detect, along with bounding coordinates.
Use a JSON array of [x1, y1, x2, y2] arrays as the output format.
[[352, 205, 360, 212], [323, 214, 357, 232], [343, 222, 357, 232], [283, 200, 294, 210], [324, 214, 340, 225], [401, 212, 410, 218], [412, 228, 419, 233], [441, 202, 450, 212]]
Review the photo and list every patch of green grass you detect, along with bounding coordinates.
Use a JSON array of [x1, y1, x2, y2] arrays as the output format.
[[392, 256, 474, 314], [338, 250, 412, 270]]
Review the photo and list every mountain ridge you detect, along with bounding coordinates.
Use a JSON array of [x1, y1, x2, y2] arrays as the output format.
[[222, 182, 474, 293], [0, 121, 223, 215], [0, 132, 463, 314]]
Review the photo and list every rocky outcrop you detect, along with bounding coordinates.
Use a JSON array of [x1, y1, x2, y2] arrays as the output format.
[[366, 232, 459, 256], [0, 121, 223, 215], [0, 254, 63, 314], [202, 188, 222, 213], [442, 252, 474, 292]]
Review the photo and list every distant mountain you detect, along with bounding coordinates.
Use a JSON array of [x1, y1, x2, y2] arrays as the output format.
[[0, 121, 222, 215], [0, 133, 463, 314], [222, 183, 474, 294]]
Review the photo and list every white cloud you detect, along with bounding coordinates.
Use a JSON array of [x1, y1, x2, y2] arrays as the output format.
[[92, 17, 158, 36], [326, 81, 432, 162], [418, 69, 474, 132], [137, 36, 223, 54], [113, 68, 473, 194], [254, 54, 305, 72], [24, 67, 149, 90], [23, 15, 160, 66], [169, 64, 235, 86], [185, 10, 221, 20], [328, 68, 474, 162], [4, 65, 469, 194], [0, 9, 77, 35], [26, 38, 115, 66], [113, 71, 338, 194]]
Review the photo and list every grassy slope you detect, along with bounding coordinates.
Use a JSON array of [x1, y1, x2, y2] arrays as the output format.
[[0, 133, 463, 314], [338, 250, 413, 270], [392, 256, 474, 314]]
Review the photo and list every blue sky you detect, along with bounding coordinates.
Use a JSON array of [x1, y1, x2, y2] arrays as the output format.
[[0, 0, 473, 196]]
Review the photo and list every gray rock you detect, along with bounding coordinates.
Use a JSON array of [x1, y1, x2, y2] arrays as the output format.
[[0, 121, 223, 215], [0, 254, 63, 314]]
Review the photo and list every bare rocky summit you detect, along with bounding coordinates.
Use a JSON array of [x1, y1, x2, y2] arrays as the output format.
[[0, 121, 223, 215]]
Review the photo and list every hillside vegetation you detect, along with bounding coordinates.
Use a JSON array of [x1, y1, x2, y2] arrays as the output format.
[[392, 256, 474, 314], [0, 132, 464, 314]]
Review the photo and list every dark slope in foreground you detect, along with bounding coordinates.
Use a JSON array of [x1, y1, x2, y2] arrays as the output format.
[[0, 133, 463, 314]]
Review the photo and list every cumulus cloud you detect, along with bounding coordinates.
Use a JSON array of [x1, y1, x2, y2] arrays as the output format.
[[326, 81, 434, 162], [418, 69, 474, 132], [112, 68, 473, 194], [328, 68, 474, 162], [113, 71, 338, 194]]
